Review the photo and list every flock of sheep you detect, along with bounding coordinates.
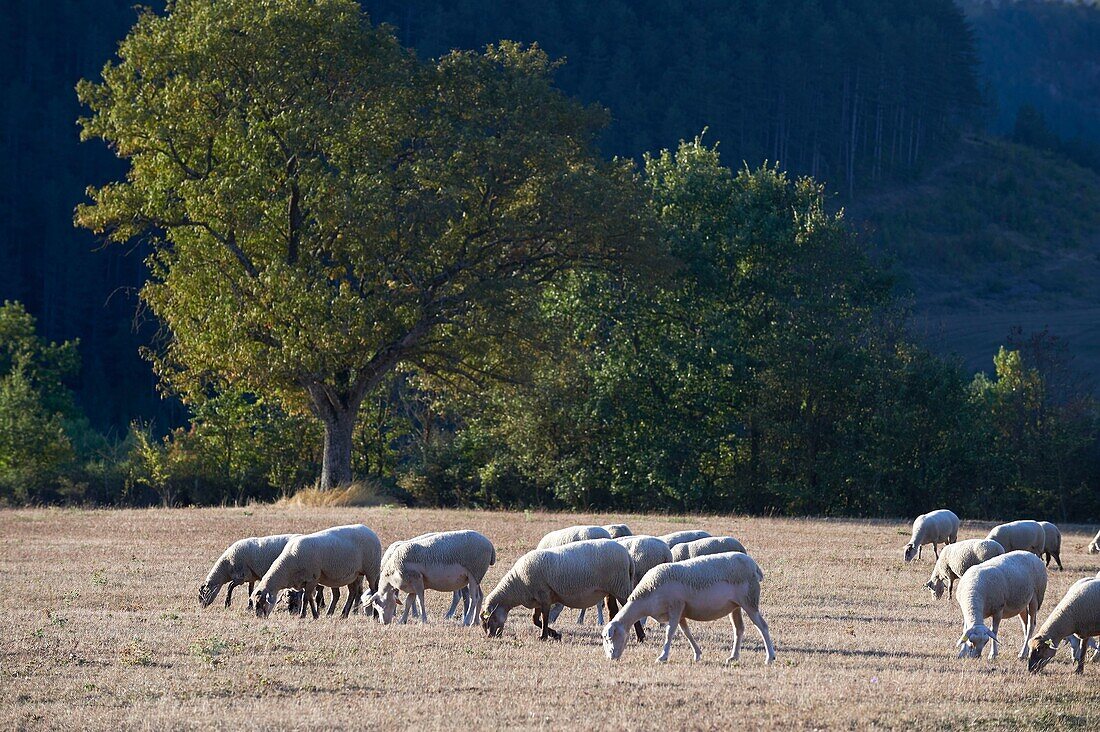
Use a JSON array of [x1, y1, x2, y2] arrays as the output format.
[[196, 514, 1100, 671], [904, 510, 1100, 673]]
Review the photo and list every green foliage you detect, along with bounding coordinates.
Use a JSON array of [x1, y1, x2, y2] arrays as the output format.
[[76, 0, 639, 487]]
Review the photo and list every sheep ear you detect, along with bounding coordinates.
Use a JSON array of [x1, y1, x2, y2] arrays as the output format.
[[955, 634, 968, 648], [393, 594, 402, 605], [1045, 638, 1057, 649]]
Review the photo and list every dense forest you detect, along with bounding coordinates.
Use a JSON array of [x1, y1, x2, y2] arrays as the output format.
[[1, 0, 1099, 517]]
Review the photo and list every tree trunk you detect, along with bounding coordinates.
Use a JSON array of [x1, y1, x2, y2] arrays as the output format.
[[320, 407, 356, 489]]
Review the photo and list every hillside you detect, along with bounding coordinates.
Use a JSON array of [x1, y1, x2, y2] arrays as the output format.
[[852, 136, 1100, 378]]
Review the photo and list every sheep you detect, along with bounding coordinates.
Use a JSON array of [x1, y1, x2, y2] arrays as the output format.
[[603, 524, 633, 539], [252, 524, 381, 619], [602, 552, 776, 665], [924, 539, 1005, 600], [985, 520, 1045, 557], [659, 530, 712, 548], [198, 533, 298, 609], [481, 539, 634, 641], [538, 525, 614, 625], [903, 509, 960, 563], [537, 525, 613, 550], [363, 530, 496, 626], [670, 536, 746, 562], [374, 532, 467, 623], [1089, 529, 1100, 554], [1039, 521, 1063, 570], [1027, 577, 1100, 674], [954, 550, 1048, 660]]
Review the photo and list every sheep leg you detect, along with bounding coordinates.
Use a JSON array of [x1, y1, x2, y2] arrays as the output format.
[[327, 586, 341, 617], [462, 581, 481, 627], [1016, 612, 1030, 660], [224, 581, 240, 609], [633, 620, 646, 643], [307, 582, 322, 619], [445, 591, 461, 620], [538, 603, 561, 641], [948, 576, 955, 599], [548, 603, 564, 623], [597, 603, 605, 625], [606, 595, 619, 621], [743, 606, 776, 664], [1054, 552, 1063, 571], [577, 607, 587, 624], [917, 545, 923, 560], [727, 607, 745, 663], [989, 613, 1002, 659], [932, 543, 939, 558], [462, 587, 472, 619], [679, 620, 703, 661], [400, 594, 415, 624], [1076, 644, 1087, 674], [339, 580, 359, 619], [658, 606, 683, 663]]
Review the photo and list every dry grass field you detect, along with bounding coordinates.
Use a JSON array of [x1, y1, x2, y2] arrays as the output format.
[[2, 507, 1099, 730]]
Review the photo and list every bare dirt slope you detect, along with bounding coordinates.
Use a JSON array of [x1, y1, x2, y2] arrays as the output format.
[[2, 506, 1098, 730]]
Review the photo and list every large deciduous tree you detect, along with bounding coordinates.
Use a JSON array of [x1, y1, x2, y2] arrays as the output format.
[[76, 0, 637, 488]]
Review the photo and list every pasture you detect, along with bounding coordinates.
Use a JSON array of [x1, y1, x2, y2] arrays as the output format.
[[2, 507, 1098, 730]]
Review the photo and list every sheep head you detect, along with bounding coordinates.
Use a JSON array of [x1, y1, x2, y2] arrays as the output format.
[[481, 604, 506, 637], [924, 578, 946, 600], [364, 585, 401, 624], [1027, 635, 1059, 673], [198, 583, 218, 608], [903, 543, 918, 563], [252, 589, 276, 618], [956, 625, 998, 659], [603, 621, 628, 661]]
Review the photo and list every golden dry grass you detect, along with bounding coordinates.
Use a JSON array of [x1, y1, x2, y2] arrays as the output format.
[[2, 507, 1098, 731]]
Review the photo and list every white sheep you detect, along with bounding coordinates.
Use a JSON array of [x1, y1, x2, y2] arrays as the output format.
[[924, 539, 1005, 600], [1028, 576, 1100, 674], [364, 530, 495, 626], [603, 552, 776, 665], [603, 524, 633, 539], [199, 533, 297, 609], [1039, 521, 1063, 570], [375, 533, 468, 623], [537, 525, 613, 549], [252, 524, 381, 619], [1089, 529, 1100, 554], [539, 524, 614, 625], [670, 536, 746, 562], [481, 539, 634, 641], [985, 520, 1046, 556], [903, 509, 960, 562], [954, 550, 1048, 660], [659, 530, 712, 548]]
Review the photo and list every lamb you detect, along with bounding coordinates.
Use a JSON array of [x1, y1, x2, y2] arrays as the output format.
[[903, 509, 960, 562], [481, 539, 634, 641], [252, 524, 381, 619], [1089, 529, 1100, 554], [659, 530, 712, 548], [924, 539, 1005, 600], [603, 524, 633, 539], [954, 550, 1048, 660], [198, 533, 297, 609], [537, 525, 613, 550], [1039, 521, 1063, 570], [1028, 576, 1100, 674], [602, 552, 776, 665], [985, 520, 1045, 556], [364, 530, 496, 626], [670, 536, 746, 562]]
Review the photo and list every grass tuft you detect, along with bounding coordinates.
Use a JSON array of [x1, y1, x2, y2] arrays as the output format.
[[276, 480, 392, 508]]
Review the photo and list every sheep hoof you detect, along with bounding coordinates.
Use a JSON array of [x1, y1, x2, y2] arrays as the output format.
[[725, 656, 738, 665], [656, 655, 669, 664]]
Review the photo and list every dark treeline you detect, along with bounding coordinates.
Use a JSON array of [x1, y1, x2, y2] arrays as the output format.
[[366, 0, 981, 194]]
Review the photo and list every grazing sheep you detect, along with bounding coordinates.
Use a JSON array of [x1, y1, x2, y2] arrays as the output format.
[[955, 551, 1048, 660], [252, 524, 381, 619], [1028, 577, 1100, 674], [985, 520, 1045, 556], [364, 530, 496, 626], [481, 539, 634, 641], [659, 530, 712, 548], [1089, 529, 1100, 555], [603, 552, 776, 665], [1039, 522, 1063, 570], [603, 524, 633, 539], [924, 539, 1005, 600], [670, 536, 746, 562], [903, 510, 960, 563], [537, 525, 613, 550], [199, 533, 297, 609], [539, 525, 614, 625]]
